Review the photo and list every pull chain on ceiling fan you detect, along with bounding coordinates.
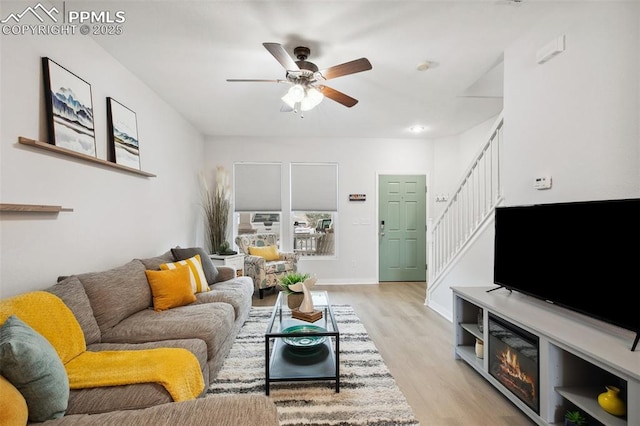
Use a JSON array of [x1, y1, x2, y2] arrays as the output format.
[[227, 43, 372, 116]]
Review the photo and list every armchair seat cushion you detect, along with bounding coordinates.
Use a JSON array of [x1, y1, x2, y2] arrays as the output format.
[[264, 260, 294, 274]]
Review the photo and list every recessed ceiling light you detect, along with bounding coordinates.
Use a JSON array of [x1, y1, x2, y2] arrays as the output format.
[[408, 125, 426, 133], [416, 62, 430, 71]]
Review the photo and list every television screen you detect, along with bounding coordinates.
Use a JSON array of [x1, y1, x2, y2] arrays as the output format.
[[494, 198, 640, 334]]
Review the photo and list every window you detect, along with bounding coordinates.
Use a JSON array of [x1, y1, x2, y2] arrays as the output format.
[[234, 162, 282, 244], [291, 163, 337, 257]]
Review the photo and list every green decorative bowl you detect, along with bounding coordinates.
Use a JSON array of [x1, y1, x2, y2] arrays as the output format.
[[281, 325, 327, 349]]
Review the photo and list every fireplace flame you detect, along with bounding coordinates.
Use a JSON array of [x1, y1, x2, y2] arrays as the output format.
[[498, 348, 536, 399]]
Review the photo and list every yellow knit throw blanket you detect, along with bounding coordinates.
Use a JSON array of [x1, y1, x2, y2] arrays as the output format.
[[65, 349, 204, 402], [0, 291, 204, 401]]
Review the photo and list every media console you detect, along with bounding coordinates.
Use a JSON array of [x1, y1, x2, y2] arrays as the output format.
[[453, 286, 639, 426]]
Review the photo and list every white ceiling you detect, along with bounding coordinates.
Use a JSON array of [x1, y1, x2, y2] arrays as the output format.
[[90, 1, 562, 139]]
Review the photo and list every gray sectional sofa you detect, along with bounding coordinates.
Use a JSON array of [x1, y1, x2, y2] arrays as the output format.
[[0, 247, 279, 425], [39, 396, 279, 425]]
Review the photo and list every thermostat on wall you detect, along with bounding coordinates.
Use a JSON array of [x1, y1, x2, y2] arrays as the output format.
[[533, 176, 552, 190]]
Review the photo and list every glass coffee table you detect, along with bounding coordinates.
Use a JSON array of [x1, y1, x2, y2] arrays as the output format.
[[264, 290, 339, 395]]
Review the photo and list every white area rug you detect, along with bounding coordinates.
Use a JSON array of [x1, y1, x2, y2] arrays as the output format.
[[208, 305, 419, 425]]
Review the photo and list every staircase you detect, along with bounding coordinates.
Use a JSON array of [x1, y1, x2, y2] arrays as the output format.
[[427, 114, 504, 301]]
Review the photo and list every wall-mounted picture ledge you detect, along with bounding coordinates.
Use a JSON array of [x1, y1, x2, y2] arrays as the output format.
[[0, 203, 73, 213], [17, 137, 156, 177]]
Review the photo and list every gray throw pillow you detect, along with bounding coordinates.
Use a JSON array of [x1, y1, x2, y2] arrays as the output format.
[[172, 246, 219, 285], [0, 315, 69, 422]]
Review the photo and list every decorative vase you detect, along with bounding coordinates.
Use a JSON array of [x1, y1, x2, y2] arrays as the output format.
[[597, 385, 626, 416], [477, 308, 484, 332], [287, 293, 304, 309], [475, 339, 484, 359], [286, 276, 317, 313]]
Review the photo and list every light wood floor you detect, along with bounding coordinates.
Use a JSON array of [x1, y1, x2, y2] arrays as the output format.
[[253, 282, 536, 426]]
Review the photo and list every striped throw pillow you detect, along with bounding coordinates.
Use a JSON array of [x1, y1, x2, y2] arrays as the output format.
[[160, 254, 210, 293]]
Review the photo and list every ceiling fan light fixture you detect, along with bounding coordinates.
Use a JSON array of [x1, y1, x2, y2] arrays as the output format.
[[281, 84, 305, 108], [301, 87, 324, 111], [231, 43, 371, 111], [281, 95, 295, 109]]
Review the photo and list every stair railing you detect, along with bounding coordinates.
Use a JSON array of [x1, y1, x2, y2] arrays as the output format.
[[428, 114, 504, 297]]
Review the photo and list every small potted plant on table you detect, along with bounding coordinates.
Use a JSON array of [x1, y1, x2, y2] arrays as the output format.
[[280, 272, 311, 309]]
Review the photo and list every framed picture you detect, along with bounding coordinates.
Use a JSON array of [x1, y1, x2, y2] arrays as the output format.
[[106, 97, 141, 170], [41, 57, 96, 157]]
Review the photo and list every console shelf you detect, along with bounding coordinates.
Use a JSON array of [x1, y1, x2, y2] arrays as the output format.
[[453, 286, 639, 426], [555, 387, 627, 426], [18, 137, 156, 177]]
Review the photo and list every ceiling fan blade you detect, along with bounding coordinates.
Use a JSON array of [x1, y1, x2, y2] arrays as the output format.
[[263, 42, 300, 71], [318, 58, 372, 80], [226, 79, 288, 83], [318, 85, 358, 108]]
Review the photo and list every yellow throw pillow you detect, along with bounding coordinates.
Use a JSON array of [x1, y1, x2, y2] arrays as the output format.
[[249, 245, 280, 261], [160, 254, 209, 293], [145, 266, 196, 312], [0, 375, 28, 426]]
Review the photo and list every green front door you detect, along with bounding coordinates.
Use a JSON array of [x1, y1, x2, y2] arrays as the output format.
[[379, 175, 426, 282]]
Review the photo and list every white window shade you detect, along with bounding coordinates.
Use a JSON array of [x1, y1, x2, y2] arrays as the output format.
[[291, 163, 338, 211], [234, 163, 282, 212]]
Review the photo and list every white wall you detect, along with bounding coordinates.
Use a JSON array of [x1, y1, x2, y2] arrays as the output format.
[[503, 2, 640, 206], [430, 2, 640, 321], [1, 34, 205, 297], [203, 136, 432, 284]]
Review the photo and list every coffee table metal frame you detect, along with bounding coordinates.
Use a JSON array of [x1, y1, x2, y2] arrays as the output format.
[[264, 291, 340, 395]]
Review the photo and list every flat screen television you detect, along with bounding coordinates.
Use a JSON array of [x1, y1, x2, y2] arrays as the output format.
[[493, 198, 640, 350]]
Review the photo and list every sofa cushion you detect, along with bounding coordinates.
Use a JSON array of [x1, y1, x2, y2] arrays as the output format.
[[76, 260, 151, 334], [87, 338, 209, 377], [0, 316, 69, 422], [46, 276, 102, 345], [0, 375, 28, 426], [145, 266, 197, 311], [137, 250, 175, 271], [160, 255, 210, 293], [172, 246, 219, 284], [46, 395, 280, 426], [66, 382, 173, 416], [100, 303, 235, 362], [66, 339, 209, 415], [195, 276, 253, 320]]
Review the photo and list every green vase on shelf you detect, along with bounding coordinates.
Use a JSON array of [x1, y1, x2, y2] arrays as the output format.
[[597, 385, 626, 416]]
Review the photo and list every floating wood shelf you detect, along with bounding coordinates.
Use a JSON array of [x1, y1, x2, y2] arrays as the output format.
[[0, 203, 73, 213], [18, 137, 156, 178]]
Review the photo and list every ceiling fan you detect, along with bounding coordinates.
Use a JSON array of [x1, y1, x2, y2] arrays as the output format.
[[227, 43, 372, 114]]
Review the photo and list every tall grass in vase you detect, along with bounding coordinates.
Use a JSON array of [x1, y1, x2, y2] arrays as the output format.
[[200, 167, 231, 254]]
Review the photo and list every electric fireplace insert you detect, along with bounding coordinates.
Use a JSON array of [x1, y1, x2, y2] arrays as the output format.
[[488, 313, 539, 414]]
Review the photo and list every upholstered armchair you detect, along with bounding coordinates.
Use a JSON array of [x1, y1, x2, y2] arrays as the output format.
[[235, 233, 300, 298]]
